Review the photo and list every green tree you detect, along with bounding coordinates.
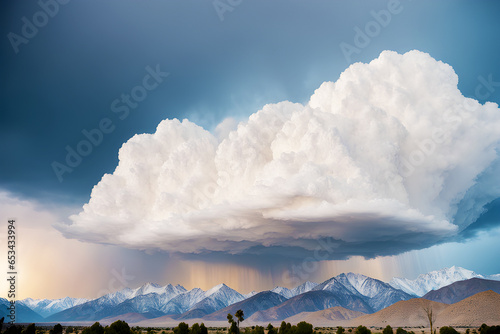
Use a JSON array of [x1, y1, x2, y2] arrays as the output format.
[[23, 324, 36, 334], [66, 327, 75, 334], [295, 322, 313, 334], [337, 327, 345, 334], [105, 321, 131, 334], [191, 324, 201, 334], [355, 326, 371, 334], [479, 325, 489, 334], [439, 327, 458, 334], [267, 324, 277, 334], [383, 326, 393, 334], [228, 323, 238, 334], [5, 325, 22, 334], [174, 324, 189, 334], [484, 326, 500, 334], [82, 323, 104, 334], [396, 328, 408, 334], [279, 322, 287, 334], [200, 324, 208, 334], [235, 310, 244, 330], [53, 325, 63, 334], [253, 327, 264, 334], [227, 313, 239, 334]]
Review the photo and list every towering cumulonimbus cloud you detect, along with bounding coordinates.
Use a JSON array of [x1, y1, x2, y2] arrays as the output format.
[[59, 50, 500, 259]]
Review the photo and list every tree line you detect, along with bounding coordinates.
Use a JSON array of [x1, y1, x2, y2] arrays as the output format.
[[0, 316, 499, 334]]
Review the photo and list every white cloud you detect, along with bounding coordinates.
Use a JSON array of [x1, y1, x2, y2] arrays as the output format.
[[59, 50, 500, 259]]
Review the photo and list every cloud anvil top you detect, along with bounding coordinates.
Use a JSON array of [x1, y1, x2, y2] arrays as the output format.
[[56, 50, 500, 260]]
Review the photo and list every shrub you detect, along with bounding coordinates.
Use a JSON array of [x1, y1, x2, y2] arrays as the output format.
[[24, 324, 36, 334], [5, 325, 23, 334], [53, 325, 63, 334], [82, 323, 104, 334], [296, 322, 313, 334], [439, 327, 458, 334], [191, 324, 200, 334], [267, 324, 277, 334], [174, 323, 189, 334], [105, 321, 131, 334], [253, 326, 264, 334], [483, 326, 500, 334], [355, 326, 371, 334]]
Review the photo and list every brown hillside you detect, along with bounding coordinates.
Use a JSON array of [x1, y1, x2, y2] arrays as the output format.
[[346, 298, 448, 327], [284, 306, 365, 326], [435, 290, 500, 327], [100, 312, 148, 325]]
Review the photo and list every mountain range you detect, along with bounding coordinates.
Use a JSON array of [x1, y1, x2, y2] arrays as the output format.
[[6, 266, 500, 325], [389, 265, 500, 296]]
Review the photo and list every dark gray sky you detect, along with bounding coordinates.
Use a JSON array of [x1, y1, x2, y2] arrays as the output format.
[[2, 0, 500, 204]]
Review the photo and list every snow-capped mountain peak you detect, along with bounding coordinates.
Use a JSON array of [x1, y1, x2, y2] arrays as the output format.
[[203, 283, 243, 304], [389, 266, 484, 296], [132, 282, 162, 296], [313, 276, 355, 296], [180, 283, 245, 317], [127, 282, 187, 300], [333, 272, 398, 299], [18, 296, 90, 318], [204, 283, 226, 297], [270, 286, 293, 298], [290, 281, 318, 296], [19, 297, 49, 308], [342, 272, 370, 292], [243, 291, 258, 299]]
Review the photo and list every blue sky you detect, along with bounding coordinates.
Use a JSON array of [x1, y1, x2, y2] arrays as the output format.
[[1, 0, 500, 299]]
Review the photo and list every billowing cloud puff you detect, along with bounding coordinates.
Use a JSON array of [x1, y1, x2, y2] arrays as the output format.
[[59, 50, 500, 259]]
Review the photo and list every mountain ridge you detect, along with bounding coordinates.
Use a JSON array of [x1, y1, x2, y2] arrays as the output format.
[[20, 266, 500, 324], [389, 266, 500, 296], [423, 277, 500, 304]]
